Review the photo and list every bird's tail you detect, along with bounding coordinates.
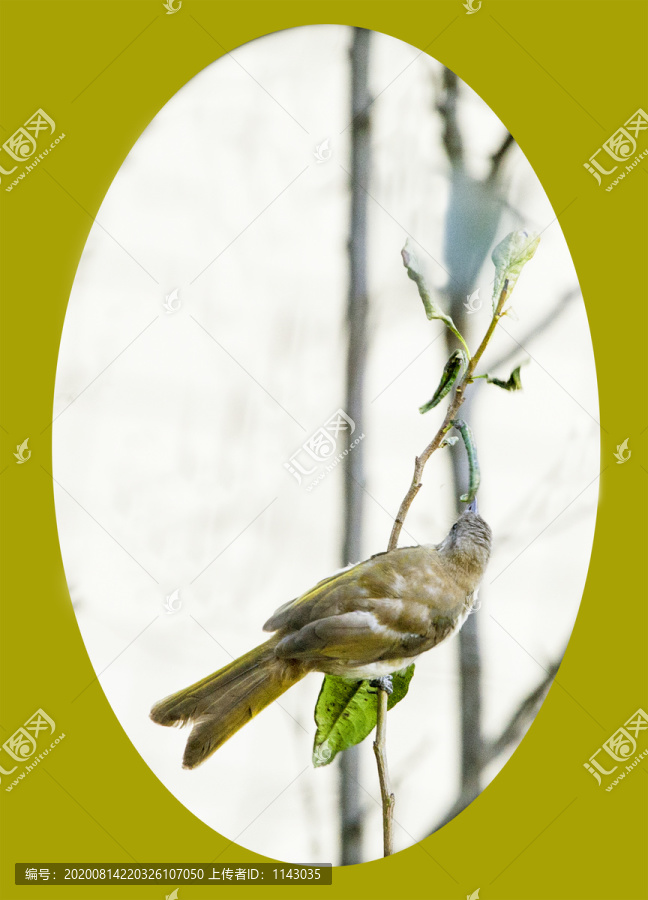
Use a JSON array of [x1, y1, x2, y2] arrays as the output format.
[[150, 637, 308, 768]]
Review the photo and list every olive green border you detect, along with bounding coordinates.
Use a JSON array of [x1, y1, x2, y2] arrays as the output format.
[[1, 1, 646, 898]]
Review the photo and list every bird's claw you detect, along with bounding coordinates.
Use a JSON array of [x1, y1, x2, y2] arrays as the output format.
[[368, 675, 394, 695]]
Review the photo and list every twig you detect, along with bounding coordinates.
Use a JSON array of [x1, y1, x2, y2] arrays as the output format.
[[487, 286, 580, 372], [373, 689, 395, 856], [431, 654, 561, 832], [482, 656, 560, 766], [488, 131, 516, 181], [387, 279, 511, 551], [374, 274, 513, 857]]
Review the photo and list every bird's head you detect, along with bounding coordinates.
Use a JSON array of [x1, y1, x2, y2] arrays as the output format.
[[438, 499, 492, 585]]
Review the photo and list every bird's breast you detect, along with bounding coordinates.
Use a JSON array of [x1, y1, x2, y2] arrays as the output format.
[[318, 657, 420, 679]]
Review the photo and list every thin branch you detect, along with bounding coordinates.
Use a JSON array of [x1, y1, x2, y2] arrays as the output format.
[[375, 276, 513, 861], [388, 279, 511, 551], [438, 69, 515, 183], [431, 789, 474, 834], [489, 131, 516, 181], [482, 656, 561, 766], [430, 655, 561, 833], [487, 287, 580, 372], [373, 689, 395, 856]]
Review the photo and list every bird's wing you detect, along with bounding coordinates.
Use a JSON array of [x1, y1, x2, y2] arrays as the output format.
[[265, 546, 464, 663], [274, 607, 457, 663], [263, 547, 427, 633], [262, 567, 350, 632]]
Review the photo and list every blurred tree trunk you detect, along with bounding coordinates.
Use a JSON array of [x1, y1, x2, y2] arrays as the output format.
[[339, 26, 372, 866], [434, 72, 570, 831], [438, 67, 510, 812]]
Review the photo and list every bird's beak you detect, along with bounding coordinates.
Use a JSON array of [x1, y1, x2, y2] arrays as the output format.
[[467, 497, 478, 514]]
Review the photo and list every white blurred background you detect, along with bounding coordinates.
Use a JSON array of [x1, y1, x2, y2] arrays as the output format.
[[52, 25, 599, 866]]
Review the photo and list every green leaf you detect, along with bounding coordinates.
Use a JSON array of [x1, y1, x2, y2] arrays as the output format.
[[401, 240, 470, 357], [312, 666, 415, 767], [487, 365, 523, 392], [491, 229, 540, 309], [419, 349, 467, 414]]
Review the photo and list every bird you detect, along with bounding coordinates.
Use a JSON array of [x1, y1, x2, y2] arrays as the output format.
[[150, 500, 492, 769]]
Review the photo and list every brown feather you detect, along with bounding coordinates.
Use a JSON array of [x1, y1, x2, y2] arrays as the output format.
[[151, 509, 492, 764], [150, 637, 309, 768]]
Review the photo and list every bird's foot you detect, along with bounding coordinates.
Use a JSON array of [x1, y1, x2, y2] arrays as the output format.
[[369, 675, 394, 695]]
